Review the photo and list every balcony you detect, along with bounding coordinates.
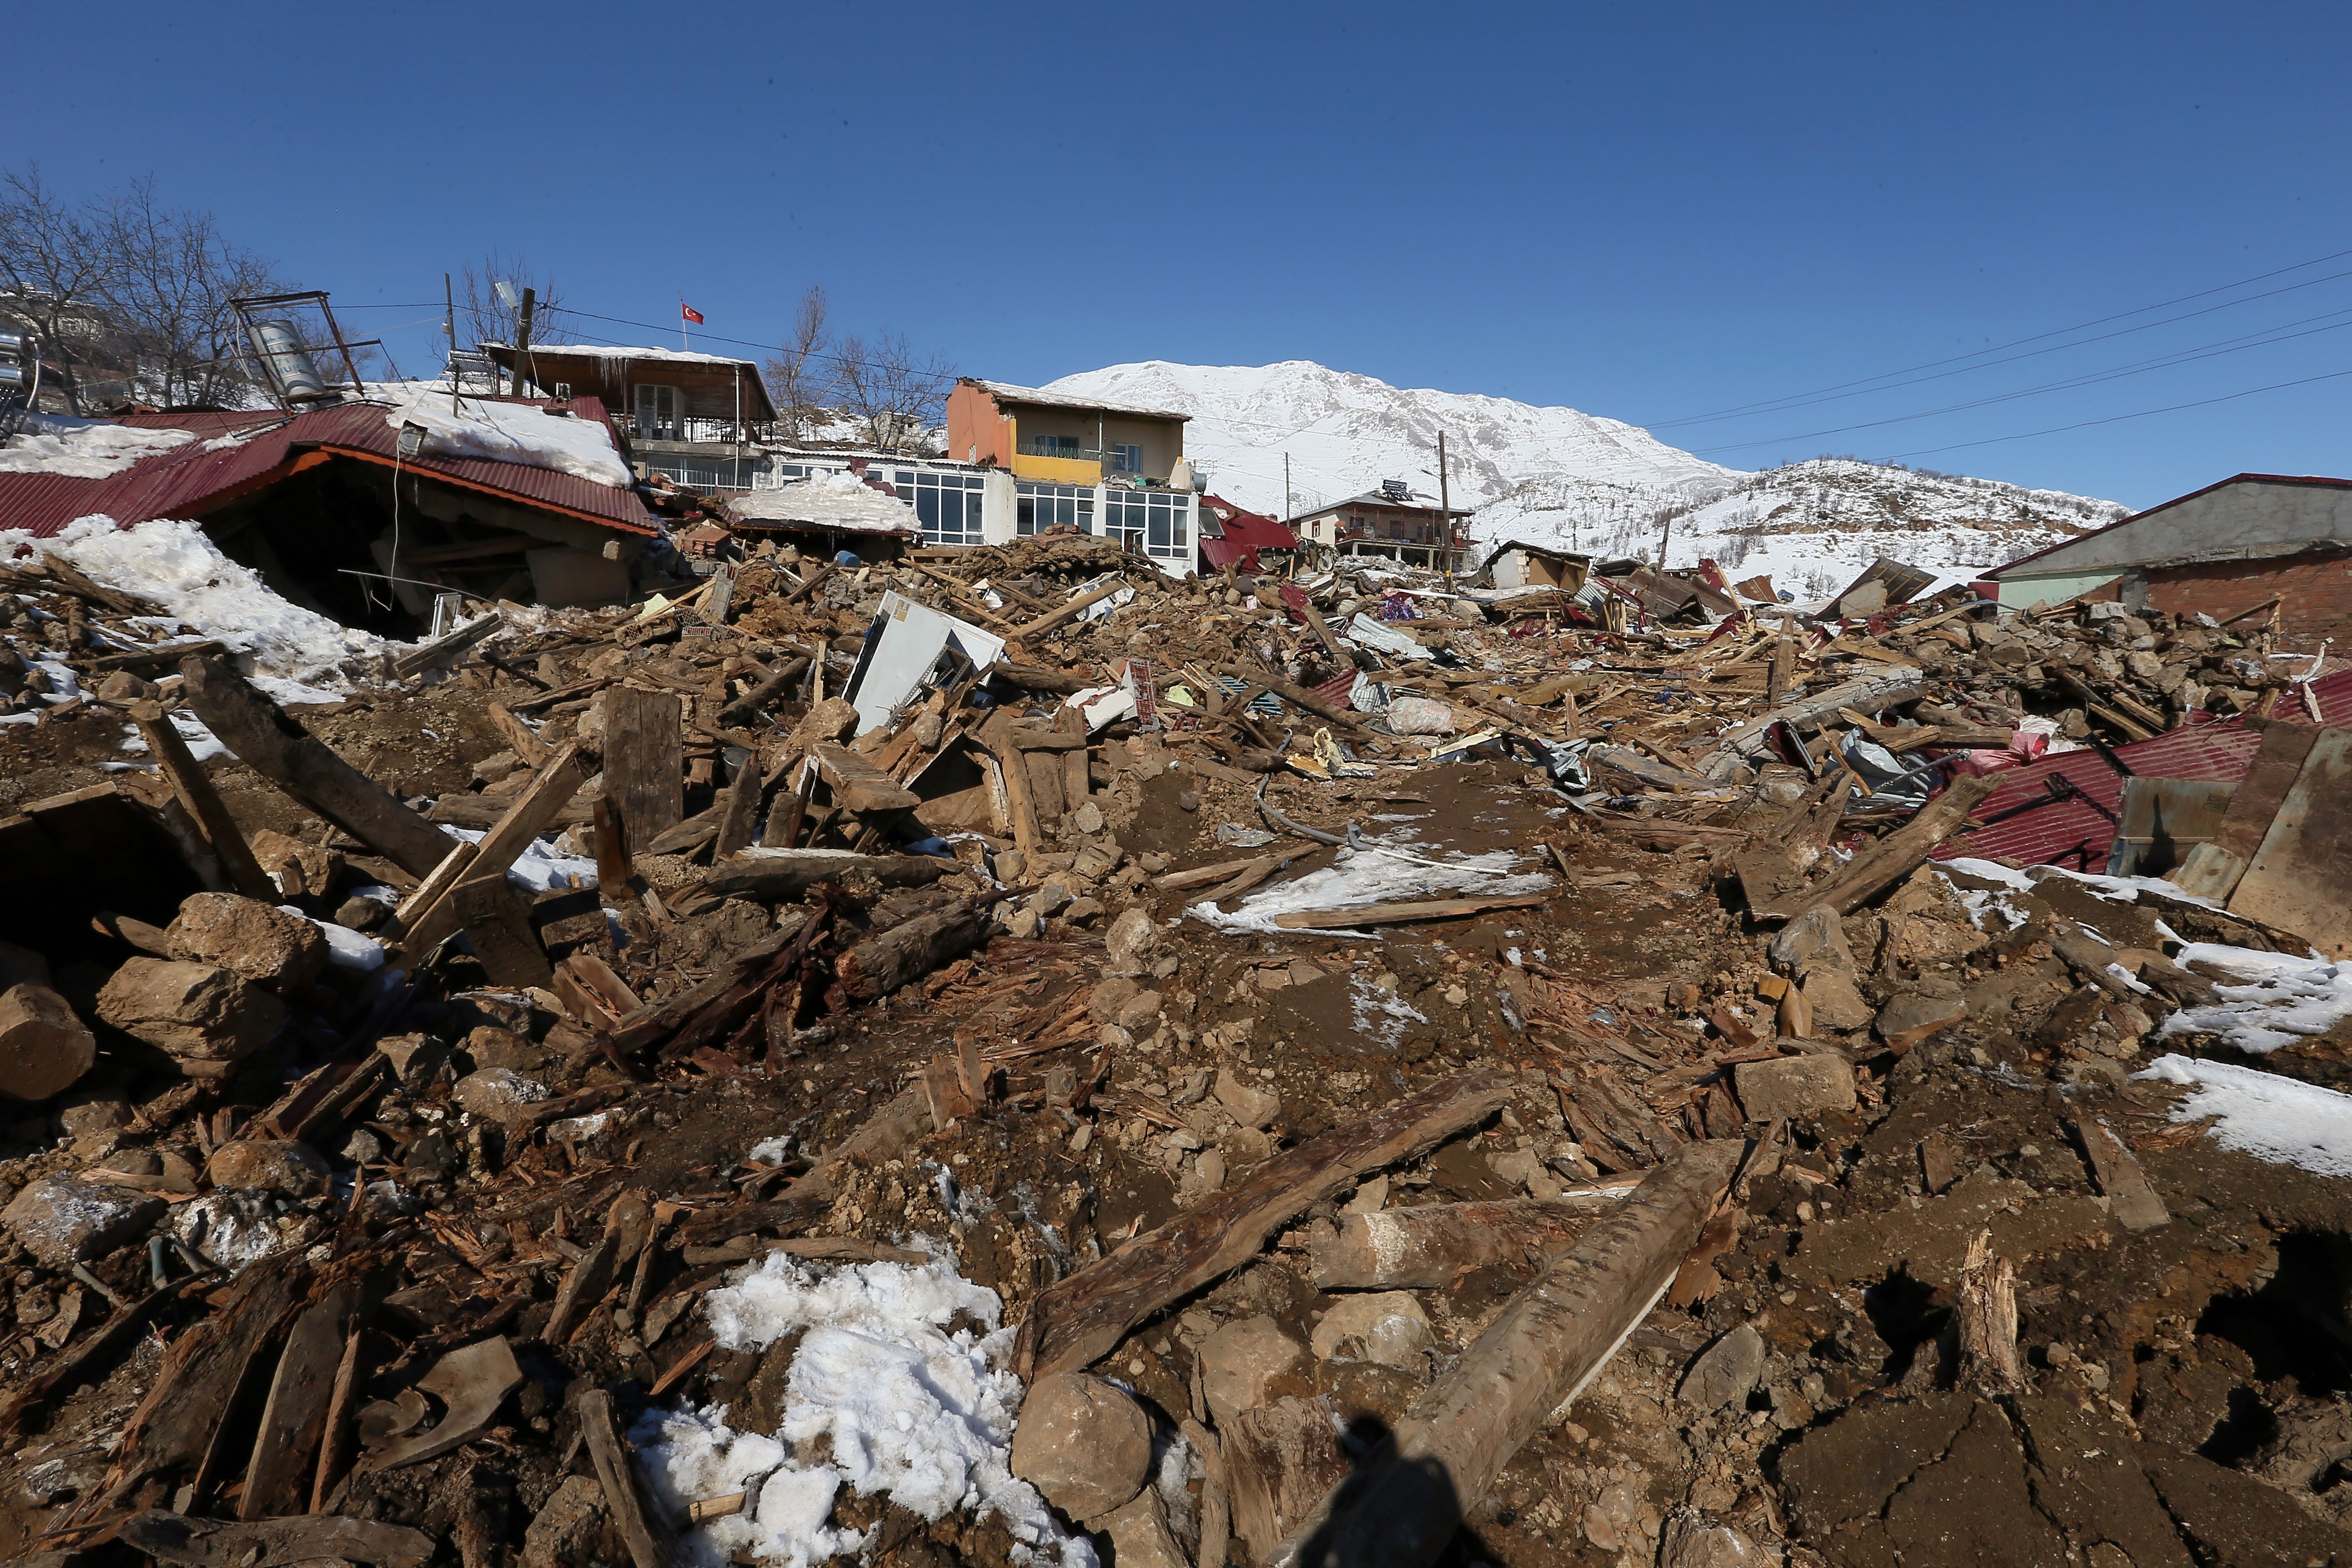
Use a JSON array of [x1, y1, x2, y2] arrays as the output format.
[[619, 413, 776, 446]]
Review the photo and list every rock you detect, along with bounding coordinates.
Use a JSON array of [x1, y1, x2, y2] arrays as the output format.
[[1113, 990, 1164, 1031], [1309, 1292, 1431, 1371], [1104, 907, 1161, 967], [465, 1025, 552, 1075], [995, 849, 1029, 884], [1876, 990, 1970, 1052], [246, 829, 345, 901], [95, 958, 287, 1065], [1769, 905, 1857, 976], [1095, 1488, 1188, 1567], [54, 1088, 133, 1147], [1008, 1371, 1153, 1521], [452, 1067, 550, 1127], [1198, 1316, 1306, 1426], [0, 984, 96, 1102], [174, 1189, 291, 1270], [522, 1475, 606, 1568], [376, 1032, 447, 1091], [1088, 976, 1141, 1021], [1072, 800, 1106, 836], [1733, 1054, 1857, 1120], [1215, 1068, 1280, 1130], [334, 895, 388, 932], [1680, 1323, 1766, 1410], [206, 1138, 332, 1197], [1801, 970, 1874, 1032], [789, 696, 859, 751], [3, 1174, 165, 1268], [166, 893, 331, 990], [1659, 1510, 1767, 1568]]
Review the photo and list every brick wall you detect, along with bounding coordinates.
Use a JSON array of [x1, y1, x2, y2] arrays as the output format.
[[2084, 549, 2352, 652]]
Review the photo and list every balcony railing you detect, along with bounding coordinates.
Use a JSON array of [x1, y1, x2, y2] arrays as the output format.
[[1018, 438, 1106, 462], [618, 413, 777, 445]]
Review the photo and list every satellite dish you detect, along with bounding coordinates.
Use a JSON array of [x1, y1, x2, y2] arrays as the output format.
[[494, 279, 521, 309]]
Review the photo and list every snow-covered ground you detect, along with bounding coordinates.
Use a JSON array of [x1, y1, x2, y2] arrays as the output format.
[[0, 414, 195, 478]]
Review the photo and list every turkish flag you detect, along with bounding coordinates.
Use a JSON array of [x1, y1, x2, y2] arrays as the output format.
[[681, 303, 705, 324]]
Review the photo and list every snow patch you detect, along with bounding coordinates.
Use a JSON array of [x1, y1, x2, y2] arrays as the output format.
[[1189, 833, 1549, 936], [0, 415, 194, 478], [375, 383, 633, 489], [636, 1250, 1091, 1568], [2156, 945, 2352, 1054], [2137, 1054, 2352, 1177]]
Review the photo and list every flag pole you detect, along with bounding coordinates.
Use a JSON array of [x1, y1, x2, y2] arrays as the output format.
[[680, 294, 688, 353]]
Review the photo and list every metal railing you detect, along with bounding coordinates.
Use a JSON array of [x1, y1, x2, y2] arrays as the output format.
[[620, 413, 777, 445]]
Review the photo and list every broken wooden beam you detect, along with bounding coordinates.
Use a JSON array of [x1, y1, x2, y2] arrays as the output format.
[[1015, 1071, 1514, 1380], [1272, 891, 1552, 930], [1278, 1139, 1741, 1568], [127, 701, 276, 902], [1753, 771, 2000, 921], [1308, 1196, 1630, 1289]]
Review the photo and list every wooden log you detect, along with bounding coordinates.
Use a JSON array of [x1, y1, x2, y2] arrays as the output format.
[[578, 1388, 671, 1568], [486, 702, 549, 769], [603, 686, 685, 843], [1279, 1140, 1740, 1568], [719, 658, 809, 726], [979, 713, 1044, 854], [675, 1194, 833, 1246], [701, 849, 949, 902], [180, 655, 453, 878], [310, 1325, 363, 1512], [0, 980, 96, 1102], [1015, 1071, 1514, 1380], [994, 662, 1094, 695], [545, 1232, 621, 1345], [1954, 1228, 2022, 1395], [1271, 891, 1552, 930], [239, 1283, 360, 1519], [808, 742, 921, 813], [392, 614, 501, 679], [1210, 662, 1376, 738], [1309, 1196, 1627, 1289], [128, 701, 274, 901], [835, 904, 984, 1001], [712, 752, 765, 860], [1753, 771, 2000, 922], [118, 1510, 433, 1568], [1012, 577, 1129, 641]]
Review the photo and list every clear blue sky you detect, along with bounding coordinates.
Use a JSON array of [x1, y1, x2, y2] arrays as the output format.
[[17, 0, 2352, 509]]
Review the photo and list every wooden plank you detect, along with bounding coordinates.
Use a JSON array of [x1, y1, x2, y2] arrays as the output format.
[[1754, 771, 2001, 921], [1015, 1072, 1514, 1380], [118, 1510, 432, 1568], [808, 742, 921, 814], [603, 687, 685, 843], [128, 701, 275, 901], [486, 702, 550, 769], [2211, 721, 2321, 860], [387, 747, 584, 960], [2228, 726, 2352, 958], [1271, 892, 1553, 930], [579, 1388, 671, 1568], [1273, 1141, 1740, 1568], [239, 1284, 359, 1519], [391, 614, 500, 679], [180, 655, 455, 879], [712, 752, 765, 860]]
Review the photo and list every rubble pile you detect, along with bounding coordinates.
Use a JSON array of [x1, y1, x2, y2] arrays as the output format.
[[1, 523, 2351, 1568]]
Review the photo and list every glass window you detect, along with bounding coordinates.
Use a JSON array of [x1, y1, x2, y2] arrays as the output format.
[[1016, 480, 1093, 537], [1112, 443, 1143, 474], [1103, 490, 1190, 560], [892, 468, 985, 546]]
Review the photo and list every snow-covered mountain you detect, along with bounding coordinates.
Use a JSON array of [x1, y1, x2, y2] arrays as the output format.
[[1482, 457, 2132, 601], [1044, 361, 1732, 519], [1042, 360, 2127, 592]]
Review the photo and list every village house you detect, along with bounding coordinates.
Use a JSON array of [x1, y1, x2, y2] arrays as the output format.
[[1987, 472, 2352, 650], [1289, 480, 1473, 573], [484, 342, 777, 493]]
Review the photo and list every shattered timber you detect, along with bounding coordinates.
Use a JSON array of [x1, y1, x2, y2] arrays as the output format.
[[3, 515, 2352, 1568]]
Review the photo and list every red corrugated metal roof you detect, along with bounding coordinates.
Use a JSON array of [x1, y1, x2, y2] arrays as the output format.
[[1198, 494, 1296, 572], [1933, 669, 2352, 866], [4, 397, 655, 540], [0, 472, 108, 535]]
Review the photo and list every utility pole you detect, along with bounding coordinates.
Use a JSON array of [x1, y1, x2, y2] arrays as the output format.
[[1659, 508, 1673, 569], [1436, 430, 1451, 577], [443, 273, 459, 414], [1284, 452, 1292, 524], [511, 287, 537, 397]]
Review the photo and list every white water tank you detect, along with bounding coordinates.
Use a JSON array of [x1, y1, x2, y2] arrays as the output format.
[[251, 318, 331, 402]]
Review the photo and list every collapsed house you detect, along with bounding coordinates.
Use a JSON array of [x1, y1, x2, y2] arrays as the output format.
[[6, 452, 2352, 1568]]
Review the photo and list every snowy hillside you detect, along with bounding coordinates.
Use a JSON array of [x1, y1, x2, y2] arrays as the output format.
[[1044, 358, 2127, 598], [1479, 457, 2130, 601], [1043, 360, 1734, 519]]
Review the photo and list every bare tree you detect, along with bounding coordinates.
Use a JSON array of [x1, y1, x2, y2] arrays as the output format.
[[833, 328, 953, 454], [0, 166, 119, 411], [761, 285, 836, 441], [458, 251, 568, 348], [97, 176, 284, 408]]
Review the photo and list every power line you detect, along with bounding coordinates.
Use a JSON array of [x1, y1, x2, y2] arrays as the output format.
[[1651, 263, 2352, 430], [1882, 367, 2352, 461], [1651, 240, 2352, 426], [1691, 307, 2352, 455]]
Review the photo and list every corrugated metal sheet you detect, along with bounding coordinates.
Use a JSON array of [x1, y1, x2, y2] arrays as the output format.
[[0, 472, 108, 535], [5, 397, 654, 539], [1935, 669, 2352, 866]]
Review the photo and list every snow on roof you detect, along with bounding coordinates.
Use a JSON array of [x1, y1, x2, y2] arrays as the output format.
[[723, 470, 920, 535], [484, 341, 759, 370], [0, 415, 195, 479], [964, 378, 1191, 423], [1294, 486, 1470, 518], [375, 383, 634, 490]]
